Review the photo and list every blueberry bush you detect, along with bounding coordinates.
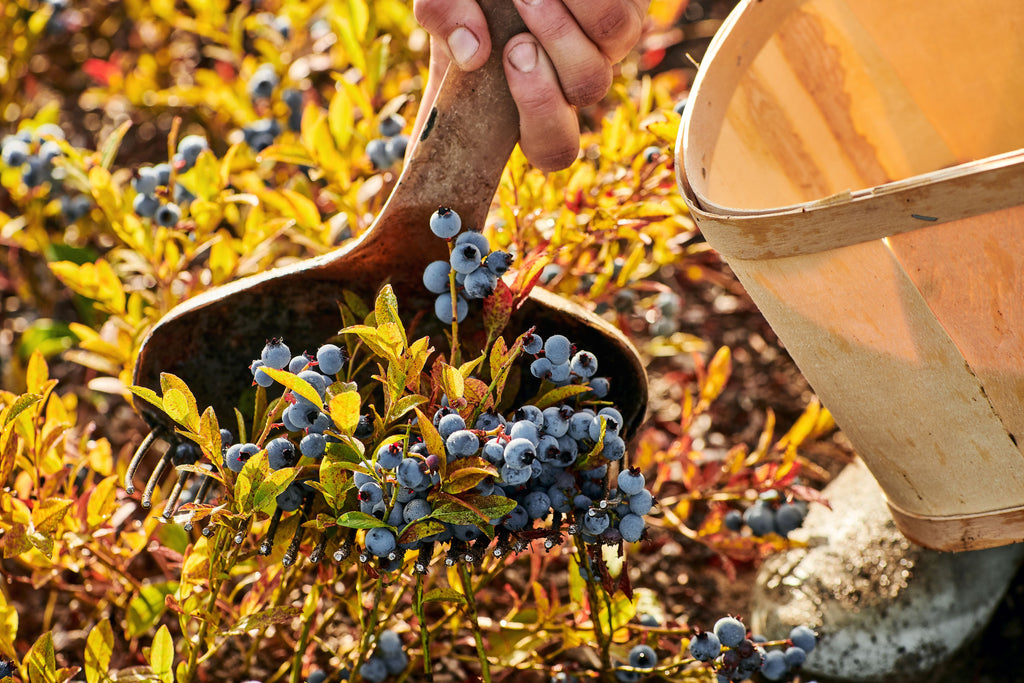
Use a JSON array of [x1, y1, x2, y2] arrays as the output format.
[[0, 0, 834, 681]]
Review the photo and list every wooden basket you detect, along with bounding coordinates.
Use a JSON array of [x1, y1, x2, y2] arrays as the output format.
[[676, 0, 1024, 551]]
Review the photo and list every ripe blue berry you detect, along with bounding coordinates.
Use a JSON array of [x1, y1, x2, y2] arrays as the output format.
[[155, 202, 182, 227], [628, 644, 657, 670], [784, 646, 807, 668], [261, 338, 291, 369], [568, 410, 595, 441], [474, 411, 503, 431], [743, 502, 776, 537], [775, 502, 806, 537], [248, 65, 279, 100], [383, 649, 409, 675], [366, 138, 391, 169], [548, 362, 571, 384], [503, 438, 536, 469], [530, 357, 553, 379], [437, 412, 466, 439], [523, 491, 551, 520], [500, 463, 532, 487], [177, 135, 208, 170], [485, 250, 513, 275], [133, 166, 161, 195], [543, 334, 572, 365], [403, 498, 431, 523], [376, 441, 404, 469], [501, 504, 529, 530], [396, 458, 426, 489], [378, 113, 406, 138], [1, 137, 29, 166], [266, 437, 296, 469], [429, 207, 461, 239], [133, 193, 160, 218], [582, 508, 610, 535], [446, 430, 479, 458], [724, 509, 744, 532], [450, 243, 482, 274], [617, 468, 645, 495], [300, 432, 326, 458], [385, 135, 409, 163], [569, 350, 598, 378], [423, 260, 451, 294], [618, 513, 645, 542], [359, 655, 388, 683], [364, 527, 397, 557], [589, 377, 610, 399], [713, 617, 747, 648], [316, 343, 345, 375], [541, 406, 570, 438], [276, 480, 307, 511], [434, 293, 468, 323], [482, 438, 505, 465], [788, 625, 817, 653], [628, 489, 653, 516], [463, 266, 497, 299], [760, 649, 788, 681], [358, 481, 384, 505], [602, 434, 626, 461], [522, 332, 544, 355], [689, 630, 721, 662], [306, 670, 326, 683]]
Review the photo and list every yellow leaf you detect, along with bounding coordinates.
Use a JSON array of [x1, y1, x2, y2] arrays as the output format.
[[260, 367, 323, 410], [87, 475, 119, 528], [329, 391, 361, 434], [25, 350, 49, 394]]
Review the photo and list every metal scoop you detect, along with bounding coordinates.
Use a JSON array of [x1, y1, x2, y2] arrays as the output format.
[[128, 0, 648, 502]]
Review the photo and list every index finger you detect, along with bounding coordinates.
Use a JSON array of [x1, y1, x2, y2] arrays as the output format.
[[414, 0, 492, 70]]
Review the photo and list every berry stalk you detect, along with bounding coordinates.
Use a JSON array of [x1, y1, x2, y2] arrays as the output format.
[[458, 563, 492, 683]]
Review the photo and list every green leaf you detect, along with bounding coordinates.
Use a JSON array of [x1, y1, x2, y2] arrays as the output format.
[[342, 324, 396, 361], [128, 386, 163, 413], [374, 284, 407, 348], [336, 511, 390, 530], [251, 467, 299, 516], [26, 631, 57, 683], [534, 384, 592, 410], [1, 393, 42, 427], [423, 588, 467, 606], [259, 367, 323, 410], [84, 618, 113, 683], [414, 408, 447, 479], [86, 476, 119, 528], [126, 582, 178, 639], [399, 519, 445, 544], [150, 625, 174, 683], [443, 458, 499, 495], [391, 394, 427, 422]]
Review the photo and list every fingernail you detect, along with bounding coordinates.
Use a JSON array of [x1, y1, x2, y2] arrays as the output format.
[[447, 27, 479, 67], [508, 41, 538, 73]]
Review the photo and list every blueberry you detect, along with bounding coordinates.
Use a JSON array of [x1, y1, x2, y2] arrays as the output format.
[[689, 631, 721, 662], [37, 140, 62, 163], [450, 243, 482, 274], [21, 157, 50, 188], [601, 434, 626, 461], [713, 617, 747, 648], [582, 508, 610, 535], [530, 357, 553, 380], [288, 353, 312, 373], [155, 202, 182, 228], [261, 338, 291, 370], [485, 250, 513, 276], [463, 266, 497, 299], [642, 146, 661, 164], [403, 498, 431, 523], [618, 513, 645, 542], [266, 437, 296, 469], [358, 481, 384, 505], [383, 649, 409, 675], [548, 362, 571, 384], [173, 183, 196, 206], [396, 458, 426, 489], [376, 441, 404, 469], [724, 509, 744, 532], [133, 193, 160, 218], [760, 649, 788, 681], [248, 65, 279, 100], [743, 502, 776, 537], [283, 88, 304, 131], [501, 503, 529, 530], [61, 195, 92, 223], [225, 443, 257, 472], [535, 435, 561, 463], [177, 135, 208, 170], [500, 463, 532, 487], [628, 644, 657, 670], [154, 163, 172, 186], [784, 645, 807, 668], [385, 134, 409, 163], [429, 207, 461, 239], [788, 625, 817, 654], [569, 351, 598, 379], [503, 438, 536, 469], [277, 480, 307, 511], [359, 655, 388, 683], [617, 469, 645, 496], [775, 502, 806, 537], [361, 138, 388, 169], [518, 405, 545, 426], [1, 137, 29, 166], [474, 411, 503, 431], [589, 377, 610, 399], [437, 412, 466, 439], [300, 432, 326, 458], [306, 670, 327, 683], [378, 113, 406, 138], [543, 335, 572, 365], [434, 293, 468, 324], [220, 428, 234, 447], [242, 119, 281, 152], [133, 166, 161, 195], [445, 430, 479, 458], [421, 261, 451, 296], [364, 527, 397, 558], [522, 332, 543, 355], [482, 438, 505, 465], [316, 343, 345, 375], [523, 491, 551, 520], [568, 410, 595, 441], [628, 489, 653, 516]]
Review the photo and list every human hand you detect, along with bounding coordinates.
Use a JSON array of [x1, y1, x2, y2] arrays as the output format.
[[411, 0, 648, 172]]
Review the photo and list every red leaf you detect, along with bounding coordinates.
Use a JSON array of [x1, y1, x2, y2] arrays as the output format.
[[482, 279, 514, 343], [790, 484, 832, 510], [83, 58, 121, 86]]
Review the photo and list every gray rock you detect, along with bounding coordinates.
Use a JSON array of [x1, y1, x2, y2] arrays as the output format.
[[750, 458, 1024, 681]]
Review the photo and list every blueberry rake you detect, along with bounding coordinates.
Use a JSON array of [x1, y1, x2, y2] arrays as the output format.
[[126, 0, 648, 542]]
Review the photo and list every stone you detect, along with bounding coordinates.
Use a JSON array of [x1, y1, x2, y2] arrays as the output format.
[[749, 458, 1024, 681]]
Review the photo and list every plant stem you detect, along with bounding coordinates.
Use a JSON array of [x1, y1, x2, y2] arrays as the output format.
[[182, 526, 238, 683], [575, 537, 613, 679], [290, 582, 322, 683], [414, 573, 433, 680], [351, 573, 385, 682], [458, 564, 491, 683]]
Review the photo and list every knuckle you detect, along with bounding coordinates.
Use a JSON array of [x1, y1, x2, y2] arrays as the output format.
[[412, 0, 446, 29], [563, 65, 613, 107], [588, 6, 643, 60]]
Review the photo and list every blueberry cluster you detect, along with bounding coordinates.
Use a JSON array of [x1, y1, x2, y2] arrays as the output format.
[[240, 62, 305, 150], [1, 126, 91, 224], [723, 496, 807, 538], [358, 629, 408, 682], [423, 207, 513, 323], [131, 135, 206, 225], [366, 114, 410, 170], [0, 655, 14, 679], [688, 618, 817, 682]]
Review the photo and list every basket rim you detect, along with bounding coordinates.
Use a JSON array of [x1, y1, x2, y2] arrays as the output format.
[[675, 0, 1024, 260]]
